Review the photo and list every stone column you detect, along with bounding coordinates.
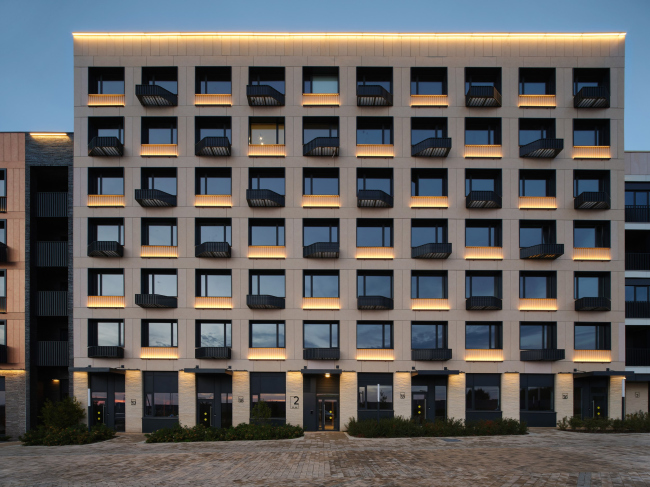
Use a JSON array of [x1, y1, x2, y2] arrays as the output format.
[[609, 376, 624, 420], [286, 371, 302, 427], [178, 371, 196, 427], [626, 382, 649, 414], [125, 370, 142, 433], [555, 373, 573, 424], [72, 371, 89, 427], [447, 373, 466, 422], [501, 373, 520, 421], [340, 372, 357, 431], [3, 371, 26, 438], [394, 372, 411, 419], [232, 371, 250, 426]]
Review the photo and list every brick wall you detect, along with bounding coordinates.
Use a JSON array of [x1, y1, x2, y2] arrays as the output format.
[[626, 382, 649, 414], [340, 372, 356, 431], [232, 371, 249, 426], [448, 373, 466, 422], [125, 370, 142, 433], [178, 371, 196, 427], [2, 371, 26, 438], [555, 374, 573, 423], [501, 373, 519, 421], [72, 371, 88, 427], [609, 376, 624, 419], [286, 372, 302, 427], [393, 372, 411, 419]]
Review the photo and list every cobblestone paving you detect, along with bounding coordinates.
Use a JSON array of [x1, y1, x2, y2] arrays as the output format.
[[0, 429, 649, 486]]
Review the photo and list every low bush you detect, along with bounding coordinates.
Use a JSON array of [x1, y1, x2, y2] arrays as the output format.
[[19, 424, 115, 446], [556, 411, 650, 433], [40, 397, 86, 429], [145, 422, 304, 443], [345, 416, 528, 438]]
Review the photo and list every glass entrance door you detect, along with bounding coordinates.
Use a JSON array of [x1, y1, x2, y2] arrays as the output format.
[[198, 393, 214, 427], [114, 392, 125, 432], [591, 390, 607, 418], [412, 393, 426, 421], [92, 392, 107, 427], [318, 398, 338, 431]]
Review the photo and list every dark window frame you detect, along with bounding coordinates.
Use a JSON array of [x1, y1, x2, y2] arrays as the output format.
[[248, 167, 285, 195], [249, 321, 286, 348], [248, 117, 285, 145], [466, 373, 501, 412], [88, 218, 124, 245], [195, 116, 232, 144], [248, 270, 285, 297], [195, 66, 232, 95], [141, 117, 178, 145], [88, 319, 125, 348], [249, 67, 286, 94], [411, 168, 448, 197], [88, 117, 125, 144], [465, 219, 502, 247], [465, 271, 503, 299], [140, 269, 177, 296], [248, 218, 285, 247], [88, 67, 125, 95], [195, 218, 232, 246], [411, 219, 448, 246], [356, 219, 393, 248], [518, 118, 556, 146], [411, 271, 448, 299], [143, 371, 179, 418], [141, 167, 177, 195], [465, 67, 502, 93], [519, 271, 557, 299], [573, 220, 611, 248], [574, 322, 611, 350], [195, 320, 232, 348], [303, 218, 339, 246], [519, 220, 556, 248], [518, 68, 556, 95], [356, 321, 394, 349], [302, 116, 339, 144], [465, 322, 503, 350], [465, 118, 502, 145], [88, 167, 124, 195], [411, 321, 448, 350], [519, 322, 557, 350], [141, 218, 177, 247], [357, 271, 393, 299], [195, 269, 232, 298], [303, 270, 340, 298], [519, 169, 556, 197], [141, 320, 178, 348], [195, 167, 232, 196], [465, 169, 502, 196], [410, 67, 448, 95], [303, 66, 340, 94], [303, 321, 340, 349], [356, 117, 394, 145], [88, 268, 125, 297], [573, 170, 610, 197], [303, 168, 339, 196], [520, 374, 555, 412], [574, 272, 611, 300], [142, 66, 178, 94], [572, 119, 611, 146], [356, 67, 393, 92]]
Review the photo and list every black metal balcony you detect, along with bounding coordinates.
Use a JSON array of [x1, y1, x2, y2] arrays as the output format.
[[195, 242, 231, 258], [303, 348, 340, 360], [0, 345, 6, 364], [246, 85, 285, 106], [303, 242, 339, 259], [574, 192, 610, 210], [37, 291, 68, 316], [87, 241, 124, 258], [37, 242, 68, 267], [195, 137, 231, 157], [519, 139, 564, 158], [357, 190, 393, 208], [466, 191, 502, 209], [303, 137, 340, 157], [626, 348, 650, 367], [466, 296, 502, 310], [574, 86, 610, 108], [135, 85, 177, 106], [246, 189, 285, 208], [411, 138, 452, 157], [135, 189, 176, 207], [356, 85, 393, 106], [575, 297, 611, 311], [357, 296, 393, 310], [466, 86, 502, 107], [88, 136, 124, 157], [625, 206, 650, 222], [411, 349, 452, 361], [88, 346, 124, 358], [412, 243, 452, 259], [626, 301, 650, 319], [626, 253, 650, 271], [195, 347, 232, 359], [246, 295, 285, 309], [0, 243, 7, 263], [520, 244, 564, 260], [37, 193, 68, 217], [37, 341, 68, 367], [0, 197, 6, 213], [520, 349, 565, 361], [135, 294, 177, 308]]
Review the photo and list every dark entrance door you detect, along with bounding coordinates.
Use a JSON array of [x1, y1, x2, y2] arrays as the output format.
[[196, 374, 233, 428], [90, 373, 126, 432], [303, 374, 340, 431], [574, 377, 609, 419], [318, 397, 338, 430], [411, 375, 448, 421]]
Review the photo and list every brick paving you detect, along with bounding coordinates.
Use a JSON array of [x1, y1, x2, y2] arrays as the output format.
[[0, 429, 649, 486]]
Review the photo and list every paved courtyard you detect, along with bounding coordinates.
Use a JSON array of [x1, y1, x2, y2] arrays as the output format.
[[0, 429, 649, 486]]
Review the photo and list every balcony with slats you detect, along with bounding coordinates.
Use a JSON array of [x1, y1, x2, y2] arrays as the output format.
[[575, 297, 611, 311], [195, 137, 231, 157], [246, 295, 285, 309], [246, 85, 285, 106], [466, 191, 502, 209], [37, 291, 68, 316], [37, 242, 68, 267], [411, 349, 452, 361], [411, 138, 452, 158], [303, 242, 339, 259], [37, 341, 69, 367], [356, 85, 393, 106], [303, 348, 340, 360], [303, 137, 339, 157], [88, 346, 124, 358], [411, 243, 452, 259], [135, 190, 177, 207], [135, 294, 177, 308], [37, 193, 68, 217], [520, 349, 565, 361], [357, 296, 393, 310], [135, 85, 177, 106], [574, 192, 610, 210], [88, 137, 124, 157], [357, 190, 393, 208], [466, 86, 502, 107], [520, 244, 564, 260], [466, 296, 502, 310], [246, 189, 285, 208], [520, 139, 564, 158], [195, 347, 232, 359], [574, 86, 610, 108], [195, 242, 231, 258], [626, 301, 650, 319], [87, 241, 124, 258]]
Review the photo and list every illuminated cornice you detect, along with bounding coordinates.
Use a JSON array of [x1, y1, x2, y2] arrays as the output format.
[[73, 32, 626, 39]]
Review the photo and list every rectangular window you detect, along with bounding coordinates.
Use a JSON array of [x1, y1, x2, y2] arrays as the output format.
[[249, 219, 284, 246], [573, 170, 610, 196], [357, 322, 393, 349], [0, 321, 5, 346], [141, 117, 177, 145], [466, 322, 503, 349], [250, 271, 285, 297], [466, 67, 502, 92], [195, 168, 231, 196], [625, 182, 650, 207], [411, 219, 447, 247], [465, 220, 502, 247], [89, 67, 125, 95], [249, 67, 285, 94], [573, 68, 610, 94], [142, 67, 178, 94], [357, 67, 392, 92], [195, 66, 232, 94], [0, 271, 5, 298], [574, 273, 610, 299], [0, 170, 5, 197], [303, 168, 339, 196], [465, 169, 501, 195], [411, 117, 448, 144], [249, 168, 285, 195], [250, 322, 285, 348], [141, 269, 177, 297], [465, 118, 501, 145], [88, 269, 124, 296], [466, 374, 500, 411], [196, 270, 231, 298], [411, 271, 447, 299], [303, 219, 338, 246], [625, 279, 650, 302], [88, 168, 124, 195], [196, 321, 232, 348], [411, 67, 447, 95], [519, 220, 555, 248], [144, 371, 178, 418], [573, 221, 610, 248], [142, 219, 177, 246], [357, 219, 392, 247], [466, 272, 502, 298], [304, 271, 339, 298], [519, 68, 555, 95], [249, 117, 285, 145], [0, 221, 6, 245], [195, 116, 232, 143], [303, 322, 339, 349], [520, 374, 554, 411], [141, 168, 177, 196], [519, 169, 556, 197], [411, 322, 447, 349], [573, 119, 610, 146], [88, 218, 124, 245], [357, 272, 393, 299], [303, 67, 339, 94], [519, 119, 556, 146], [250, 372, 286, 421], [88, 117, 124, 143], [142, 321, 178, 347], [303, 117, 338, 143], [519, 272, 556, 299], [357, 117, 393, 145], [411, 169, 447, 197], [357, 168, 392, 195], [195, 218, 232, 246], [89, 320, 125, 347], [520, 322, 556, 350], [574, 323, 611, 350], [358, 383, 393, 411]]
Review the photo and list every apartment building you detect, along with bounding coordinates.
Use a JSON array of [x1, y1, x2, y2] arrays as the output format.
[[72, 32, 627, 433]]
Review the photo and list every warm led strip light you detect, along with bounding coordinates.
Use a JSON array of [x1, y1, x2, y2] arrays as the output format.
[[465, 349, 504, 361], [518, 95, 556, 108], [519, 298, 557, 311], [248, 246, 286, 259], [302, 94, 340, 106], [411, 299, 450, 311], [356, 247, 394, 259], [356, 349, 394, 361], [302, 297, 340, 310], [356, 145, 394, 158], [74, 33, 626, 38], [194, 94, 232, 106], [29, 133, 68, 137], [573, 247, 611, 261], [87, 296, 125, 308], [248, 145, 285, 157], [465, 247, 503, 260], [87, 195, 125, 207], [573, 146, 611, 159], [194, 195, 232, 207], [302, 195, 340, 208], [248, 348, 286, 360], [465, 145, 502, 158], [141, 144, 178, 157], [195, 297, 233, 309], [573, 350, 611, 363], [141, 347, 178, 359], [410, 95, 449, 107], [141, 245, 178, 258], [518, 197, 557, 210], [410, 196, 448, 208], [88, 94, 125, 106]]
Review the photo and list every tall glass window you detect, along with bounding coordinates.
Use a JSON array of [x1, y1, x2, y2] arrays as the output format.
[[465, 322, 503, 349], [143, 321, 178, 347], [303, 322, 339, 349], [250, 322, 285, 348], [304, 271, 339, 298], [357, 322, 393, 349], [574, 323, 611, 350], [196, 321, 232, 348], [250, 271, 285, 297], [411, 322, 447, 349], [196, 168, 231, 196]]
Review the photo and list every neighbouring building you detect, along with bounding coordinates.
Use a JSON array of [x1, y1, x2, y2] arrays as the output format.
[[71, 32, 629, 433]]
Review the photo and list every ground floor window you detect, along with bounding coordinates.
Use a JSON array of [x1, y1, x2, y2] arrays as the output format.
[[357, 373, 393, 411], [520, 374, 554, 411], [144, 372, 178, 418], [250, 372, 286, 423], [466, 374, 500, 411]]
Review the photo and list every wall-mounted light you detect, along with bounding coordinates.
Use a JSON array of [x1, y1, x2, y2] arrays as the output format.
[[325, 373, 331, 378]]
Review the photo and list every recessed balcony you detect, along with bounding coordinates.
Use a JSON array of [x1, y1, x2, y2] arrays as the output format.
[[626, 206, 650, 222], [37, 341, 69, 367], [195, 347, 232, 359], [518, 197, 557, 210], [135, 189, 176, 207], [356, 85, 393, 106], [626, 253, 650, 271], [518, 95, 556, 108], [140, 245, 178, 258], [466, 191, 501, 209], [411, 299, 450, 311], [195, 242, 231, 258], [357, 296, 393, 310], [520, 244, 564, 260], [303, 137, 340, 157], [302, 298, 340, 310], [301, 195, 340, 208], [246, 189, 285, 207], [520, 139, 564, 158], [37, 193, 68, 217], [411, 243, 452, 259], [135, 85, 177, 106], [572, 146, 610, 160], [411, 349, 452, 361], [87, 296, 125, 308], [411, 138, 452, 158], [575, 297, 611, 311], [409, 196, 448, 209], [88, 137, 124, 157], [519, 298, 557, 311], [36, 241, 68, 267], [135, 294, 177, 308], [465, 247, 503, 260], [140, 144, 178, 157], [574, 192, 610, 210], [303, 348, 340, 360], [357, 190, 393, 208], [0, 243, 7, 263], [465, 86, 502, 107], [574, 86, 610, 108], [248, 246, 286, 259], [88, 346, 124, 359], [246, 85, 285, 106], [466, 296, 502, 310], [195, 297, 233, 309], [195, 137, 231, 157], [87, 195, 125, 207], [464, 145, 502, 158], [356, 145, 394, 158], [573, 248, 611, 261], [520, 349, 565, 361], [246, 295, 285, 309], [356, 247, 394, 260], [37, 291, 67, 316], [303, 242, 339, 259]]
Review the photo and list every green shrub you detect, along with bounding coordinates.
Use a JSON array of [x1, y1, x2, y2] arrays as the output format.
[[19, 424, 115, 446], [568, 415, 584, 431], [39, 397, 85, 429], [557, 417, 570, 431], [624, 411, 650, 432], [144, 422, 304, 443], [250, 400, 272, 425], [557, 412, 650, 433]]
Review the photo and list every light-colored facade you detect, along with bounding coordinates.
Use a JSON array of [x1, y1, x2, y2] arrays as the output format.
[[72, 32, 627, 432]]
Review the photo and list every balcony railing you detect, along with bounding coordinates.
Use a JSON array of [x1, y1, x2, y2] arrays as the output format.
[[195, 242, 231, 258], [574, 86, 610, 108], [135, 85, 178, 106], [140, 144, 178, 157], [303, 242, 339, 259], [520, 244, 564, 260], [246, 85, 285, 106], [0, 345, 6, 364], [520, 349, 565, 361], [465, 86, 502, 107], [195, 347, 232, 359], [466, 296, 502, 310], [626, 348, 650, 367], [519, 139, 564, 158], [411, 349, 452, 361], [518, 196, 557, 210], [356, 85, 393, 106], [625, 206, 650, 222], [135, 294, 177, 308], [37, 242, 68, 267], [37, 341, 68, 367], [0, 243, 7, 263], [88, 136, 124, 157], [195, 137, 231, 157], [411, 243, 452, 259], [626, 253, 650, 271], [37, 291, 68, 316], [303, 348, 340, 360], [466, 191, 502, 209], [574, 192, 610, 210], [87, 241, 124, 258], [411, 138, 452, 158], [88, 346, 124, 358], [575, 297, 611, 311], [626, 301, 650, 318], [246, 189, 285, 207], [357, 190, 393, 208], [135, 189, 177, 207], [37, 193, 68, 217], [303, 137, 340, 157], [357, 296, 393, 310], [246, 295, 285, 309]]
